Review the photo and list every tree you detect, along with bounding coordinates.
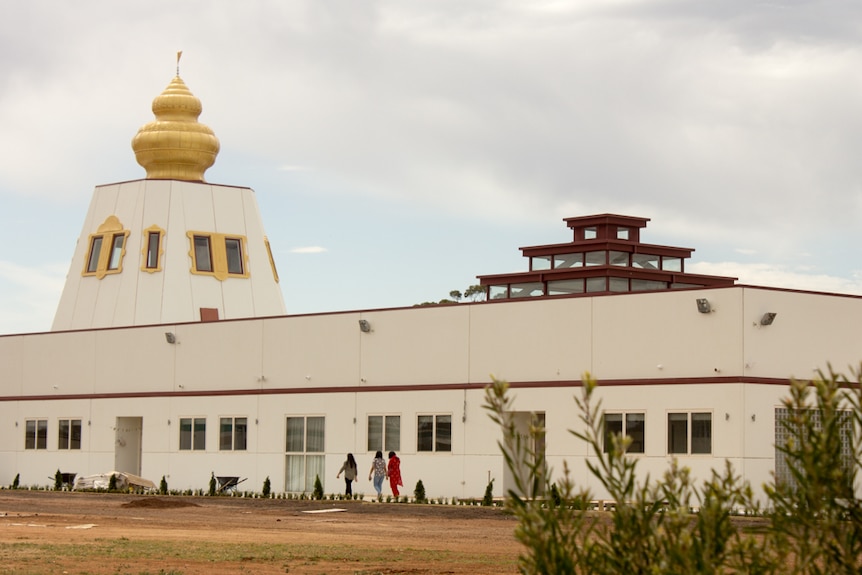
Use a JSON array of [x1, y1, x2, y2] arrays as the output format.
[[313, 475, 324, 500], [159, 475, 168, 495], [262, 476, 271, 498], [414, 479, 427, 503]]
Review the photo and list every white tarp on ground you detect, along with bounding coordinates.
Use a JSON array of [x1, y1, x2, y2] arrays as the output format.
[[73, 471, 156, 491]]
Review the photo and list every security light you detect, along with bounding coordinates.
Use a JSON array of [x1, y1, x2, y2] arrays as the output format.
[[760, 313, 777, 326], [165, 332, 177, 344], [358, 320, 371, 333], [696, 298, 712, 313]]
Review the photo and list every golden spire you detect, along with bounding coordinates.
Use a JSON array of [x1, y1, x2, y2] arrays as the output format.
[[131, 55, 220, 182]]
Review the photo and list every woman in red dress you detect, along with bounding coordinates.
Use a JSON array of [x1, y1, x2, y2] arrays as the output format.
[[387, 451, 403, 497]]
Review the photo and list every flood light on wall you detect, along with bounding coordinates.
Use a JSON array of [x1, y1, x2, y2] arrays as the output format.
[[164, 332, 177, 344], [358, 319, 371, 333], [760, 312, 777, 326], [696, 298, 712, 313]]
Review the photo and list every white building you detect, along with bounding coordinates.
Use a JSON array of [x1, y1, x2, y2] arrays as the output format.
[[1, 71, 860, 501]]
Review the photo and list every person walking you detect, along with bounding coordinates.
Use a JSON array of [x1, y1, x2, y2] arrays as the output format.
[[336, 453, 358, 497], [368, 450, 387, 497], [387, 451, 403, 497]]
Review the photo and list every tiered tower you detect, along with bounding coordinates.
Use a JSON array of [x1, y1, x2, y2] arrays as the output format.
[[52, 59, 285, 330]]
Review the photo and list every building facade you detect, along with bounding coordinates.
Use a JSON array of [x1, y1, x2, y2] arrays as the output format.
[[2, 69, 861, 502]]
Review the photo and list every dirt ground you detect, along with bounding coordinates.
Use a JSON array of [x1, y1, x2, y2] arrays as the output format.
[[0, 490, 521, 574]]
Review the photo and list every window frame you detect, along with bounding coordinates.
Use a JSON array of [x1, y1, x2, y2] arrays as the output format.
[[667, 411, 712, 455], [603, 411, 645, 454], [285, 415, 326, 492], [187, 231, 250, 281], [179, 417, 207, 451], [367, 414, 401, 453], [82, 216, 130, 279], [25, 419, 48, 450], [142, 225, 166, 273], [219, 416, 248, 451], [58, 418, 82, 450], [417, 414, 452, 453]]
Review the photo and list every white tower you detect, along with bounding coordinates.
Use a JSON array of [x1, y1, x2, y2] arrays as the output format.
[[52, 64, 286, 330]]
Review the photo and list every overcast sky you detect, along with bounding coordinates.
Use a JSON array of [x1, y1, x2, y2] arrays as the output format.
[[1, 0, 861, 335]]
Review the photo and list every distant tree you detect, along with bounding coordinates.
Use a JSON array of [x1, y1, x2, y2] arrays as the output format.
[[159, 476, 168, 495], [11, 473, 20, 489], [262, 476, 271, 498], [482, 479, 495, 506], [54, 469, 63, 491], [208, 472, 216, 496], [416, 285, 486, 307]]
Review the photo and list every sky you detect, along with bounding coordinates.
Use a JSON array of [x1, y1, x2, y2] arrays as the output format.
[[1, 0, 862, 335]]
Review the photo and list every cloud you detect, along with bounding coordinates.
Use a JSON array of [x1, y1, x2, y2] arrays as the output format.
[[689, 261, 862, 296]]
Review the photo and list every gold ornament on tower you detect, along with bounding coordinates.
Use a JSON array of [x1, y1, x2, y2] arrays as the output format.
[[131, 52, 220, 181]]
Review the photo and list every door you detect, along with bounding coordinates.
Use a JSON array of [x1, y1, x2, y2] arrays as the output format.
[[114, 417, 143, 475]]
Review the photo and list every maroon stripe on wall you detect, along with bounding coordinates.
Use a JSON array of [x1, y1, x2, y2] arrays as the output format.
[[0, 376, 793, 402]]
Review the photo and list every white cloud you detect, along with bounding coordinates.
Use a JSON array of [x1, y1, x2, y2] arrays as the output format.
[[689, 261, 862, 296]]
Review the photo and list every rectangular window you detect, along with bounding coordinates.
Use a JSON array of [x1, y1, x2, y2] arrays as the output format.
[[531, 255, 552, 271], [617, 227, 630, 240], [179, 417, 206, 451], [193, 236, 213, 272], [58, 419, 82, 450], [146, 231, 161, 269], [586, 277, 606, 293], [285, 416, 325, 492], [87, 236, 103, 273], [667, 412, 712, 454], [632, 253, 659, 270], [609, 277, 629, 292], [609, 251, 629, 266], [547, 279, 584, 295], [775, 407, 853, 494], [107, 234, 125, 270], [489, 285, 508, 300], [367, 415, 401, 452], [585, 251, 605, 266], [554, 253, 583, 268], [225, 238, 244, 274], [417, 414, 452, 452], [510, 282, 544, 298], [584, 226, 597, 239], [25, 419, 48, 450], [662, 256, 682, 272], [219, 417, 248, 451], [603, 412, 645, 454]]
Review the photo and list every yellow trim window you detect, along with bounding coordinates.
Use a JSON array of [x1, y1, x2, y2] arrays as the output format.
[[264, 236, 280, 283], [141, 225, 166, 273], [187, 231, 250, 280], [83, 216, 130, 279]]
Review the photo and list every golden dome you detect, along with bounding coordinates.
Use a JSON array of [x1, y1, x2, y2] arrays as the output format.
[[131, 74, 220, 181]]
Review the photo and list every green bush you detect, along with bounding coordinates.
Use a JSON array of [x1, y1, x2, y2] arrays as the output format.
[[208, 473, 217, 496], [482, 479, 494, 506], [484, 366, 862, 574], [312, 475, 324, 500], [159, 475, 168, 495], [11, 473, 19, 489], [108, 473, 118, 492], [414, 479, 426, 503], [262, 476, 271, 498], [54, 469, 63, 491]]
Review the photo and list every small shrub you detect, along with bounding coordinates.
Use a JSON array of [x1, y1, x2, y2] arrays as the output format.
[[11, 473, 20, 489], [159, 476, 168, 495], [108, 473, 118, 492], [208, 473, 216, 496], [312, 475, 324, 500], [482, 479, 494, 506], [414, 479, 426, 503], [262, 476, 271, 498], [54, 469, 63, 491]]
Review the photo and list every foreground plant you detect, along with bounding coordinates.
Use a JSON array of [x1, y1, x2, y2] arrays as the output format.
[[485, 367, 862, 574]]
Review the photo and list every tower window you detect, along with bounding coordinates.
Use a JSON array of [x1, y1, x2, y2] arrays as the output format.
[[82, 216, 130, 279], [142, 226, 166, 272], [193, 236, 213, 272], [187, 232, 250, 281], [225, 238, 243, 274]]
